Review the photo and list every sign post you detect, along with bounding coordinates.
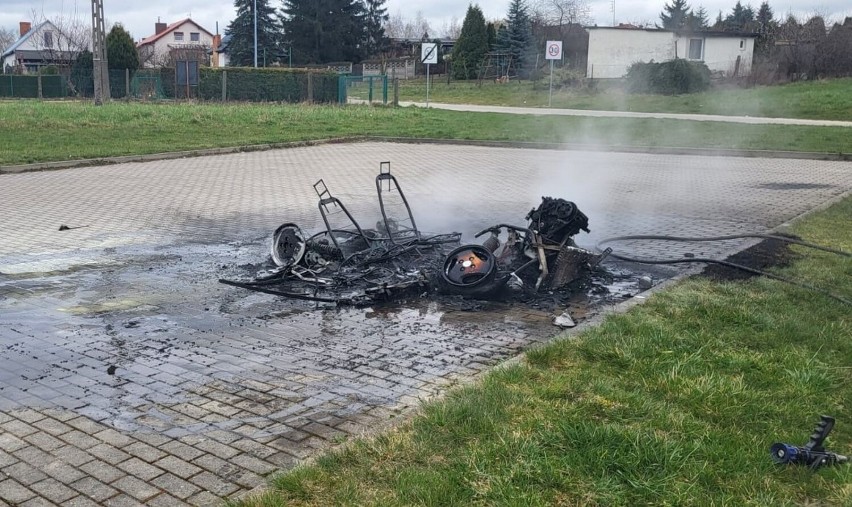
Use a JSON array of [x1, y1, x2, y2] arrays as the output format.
[[421, 43, 438, 107], [545, 40, 562, 108]]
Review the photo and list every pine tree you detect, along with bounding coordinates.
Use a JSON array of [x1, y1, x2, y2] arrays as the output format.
[[498, 0, 533, 75], [724, 1, 756, 31], [451, 4, 488, 79], [486, 22, 497, 51], [686, 6, 709, 30], [659, 0, 692, 30], [280, 0, 366, 64], [224, 0, 281, 67], [362, 0, 389, 58]]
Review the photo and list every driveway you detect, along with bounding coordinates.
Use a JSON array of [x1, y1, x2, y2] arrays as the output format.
[[1, 142, 850, 506]]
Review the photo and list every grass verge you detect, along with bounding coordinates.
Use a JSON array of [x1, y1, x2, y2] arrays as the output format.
[[234, 197, 851, 506], [398, 77, 852, 121], [0, 100, 850, 166]]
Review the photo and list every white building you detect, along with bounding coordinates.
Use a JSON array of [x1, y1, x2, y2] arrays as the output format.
[[2, 21, 84, 74], [137, 18, 214, 67], [586, 27, 756, 79]]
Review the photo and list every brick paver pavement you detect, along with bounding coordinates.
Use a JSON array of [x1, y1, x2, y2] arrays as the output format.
[[1, 142, 850, 505]]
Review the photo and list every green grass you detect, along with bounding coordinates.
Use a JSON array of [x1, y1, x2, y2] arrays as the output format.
[[0, 100, 850, 166], [398, 77, 852, 121], [234, 198, 851, 506]]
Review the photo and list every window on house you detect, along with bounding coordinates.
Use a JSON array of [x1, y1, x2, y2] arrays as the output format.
[[174, 32, 184, 42], [43, 31, 53, 48], [190, 32, 200, 42], [740, 39, 745, 49], [688, 38, 703, 60]]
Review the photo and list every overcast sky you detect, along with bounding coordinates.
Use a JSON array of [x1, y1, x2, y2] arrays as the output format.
[[2, 0, 850, 43]]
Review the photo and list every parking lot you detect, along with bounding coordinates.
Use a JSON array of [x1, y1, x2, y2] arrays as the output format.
[[1, 142, 850, 506]]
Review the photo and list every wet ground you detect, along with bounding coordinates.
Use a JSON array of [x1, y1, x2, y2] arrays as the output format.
[[1, 142, 850, 506]]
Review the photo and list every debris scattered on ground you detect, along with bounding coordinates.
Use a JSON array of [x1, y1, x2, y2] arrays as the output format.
[[552, 311, 576, 328], [220, 162, 613, 309]]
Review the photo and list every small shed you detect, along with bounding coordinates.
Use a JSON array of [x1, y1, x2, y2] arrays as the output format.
[[586, 26, 757, 79]]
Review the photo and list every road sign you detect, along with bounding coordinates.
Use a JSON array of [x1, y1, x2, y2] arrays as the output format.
[[421, 43, 438, 64], [546, 40, 562, 60]]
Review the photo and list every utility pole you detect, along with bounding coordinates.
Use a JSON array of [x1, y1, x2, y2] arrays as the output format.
[[253, 0, 258, 68], [91, 0, 110, 104]]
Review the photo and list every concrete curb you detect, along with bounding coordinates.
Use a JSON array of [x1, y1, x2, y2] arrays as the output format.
[[0, 137, 368, 174], [2, 136, 849, 175]]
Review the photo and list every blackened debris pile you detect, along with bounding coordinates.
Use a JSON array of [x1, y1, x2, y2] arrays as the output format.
[[220, 163, 609, 306]]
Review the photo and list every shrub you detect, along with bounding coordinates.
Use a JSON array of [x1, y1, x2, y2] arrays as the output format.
[[625, 58, 711, 94], [198, 68, 339, 103]]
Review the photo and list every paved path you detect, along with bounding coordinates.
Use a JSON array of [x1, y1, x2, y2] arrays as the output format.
[[400, 101, 852, 127], [1, 142, 850, 506]]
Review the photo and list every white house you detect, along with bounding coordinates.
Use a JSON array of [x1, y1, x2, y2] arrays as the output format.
[[2, 21, 84, 74], [586, 26, 756, 79], [137, 18, 214, 67]]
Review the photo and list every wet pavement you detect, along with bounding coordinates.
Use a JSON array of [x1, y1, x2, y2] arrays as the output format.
[[1, 142, 850, 506]]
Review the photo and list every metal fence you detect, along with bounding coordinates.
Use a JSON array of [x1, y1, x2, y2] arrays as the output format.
[[339, 75, 389, 105], [0, 68, 377, 105]]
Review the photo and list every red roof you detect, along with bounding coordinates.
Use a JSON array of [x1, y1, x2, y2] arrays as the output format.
[[137, 18, 214, 47]]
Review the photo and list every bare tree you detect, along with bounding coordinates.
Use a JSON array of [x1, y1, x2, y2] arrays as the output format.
[[439, 16, 461, 39], [531, 0, 592, 33], [0, 27, 16, 55], [384, 10, 432, 40], [27, 8, 91, 69]]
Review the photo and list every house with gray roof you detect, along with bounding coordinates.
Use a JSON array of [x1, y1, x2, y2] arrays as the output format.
[[2, 20, 85, 74]]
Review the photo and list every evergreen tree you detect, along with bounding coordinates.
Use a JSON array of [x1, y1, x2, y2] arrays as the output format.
[[687, 6, 709, 30], [486, 22, 497, 50], [106, 24, 139, 70], [755, 1, 776, 57], [451, 4, 488, 79], [659, 0, 692, 30], [362, 0, 389, 58], [724, 1, 756, 31], [280, 0, 366, 64], [225, 0, 281, 66], [498, 0, 533, 75]]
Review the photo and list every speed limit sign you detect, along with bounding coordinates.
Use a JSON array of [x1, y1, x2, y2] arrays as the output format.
[[546, 40, 562, 60]]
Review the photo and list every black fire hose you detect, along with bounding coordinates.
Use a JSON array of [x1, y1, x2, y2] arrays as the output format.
[[596, 234, 851, 306]]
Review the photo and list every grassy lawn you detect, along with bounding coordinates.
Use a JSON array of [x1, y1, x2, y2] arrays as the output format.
[[398, 77, 852, 121], [233, 198, 851, 506], [0, 100, 850, 166]]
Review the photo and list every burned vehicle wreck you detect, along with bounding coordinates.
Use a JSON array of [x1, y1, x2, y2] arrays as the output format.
[[220, 163, 610, 307]]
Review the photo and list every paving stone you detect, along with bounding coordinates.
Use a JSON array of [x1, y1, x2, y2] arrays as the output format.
[[1, 419, 38, 438], [158, 441, 204, 462], [2, 461, 49, 485], [23, 432, 65, 452], [64, 496, 102, 507], [103, 494, 146, 507], [0, 478, 36, 504], [70, 477, 120, 503], [123, 442, 167, 463], [116, 457, 165, 482], [187, 490, 221, 507], [146, 493, 192, 507], [150, 473, 201, 500], [153, 456, 202, 480], [78, 460, 126, 484], [18, 498, 58, 507], [59, 430, 100, 450], [2, 144, 852, 507], [229, 454, 277, 475], [41, 461, 87, 484], [188, 471, 240, 497], [31, 419, 72, 437], [93, 429, 136, 449], [30, 478, 78, 504], [12, 446, 55, 468], [87, 444, 131, 466], [110, 476, 160, 502]]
